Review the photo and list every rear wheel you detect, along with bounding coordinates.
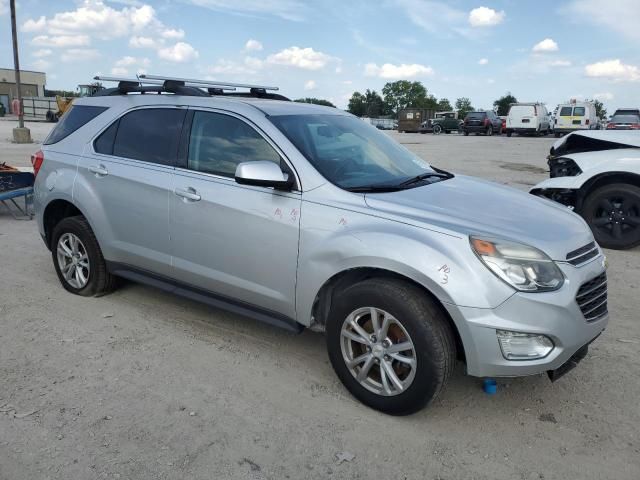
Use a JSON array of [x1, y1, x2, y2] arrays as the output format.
[[326, 278, 456, 415], [433, 124, 442, 135], [51, 216, 117, 296], [581, 184, 640, 250], [463, 130, 469, 136], [486, 125, 493, 136], [506, 130, 512, 137]]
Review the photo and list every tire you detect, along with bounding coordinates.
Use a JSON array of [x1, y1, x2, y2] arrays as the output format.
[[554, 132, 560, 138], [51, 216, 117, 296], [506, 131, 512, 137], [463, 130, 469, 136], [486, 125, 493, 136], [433, 124, 442, 135], [326, 278, 456, 415], [580, 184, 640, 250]]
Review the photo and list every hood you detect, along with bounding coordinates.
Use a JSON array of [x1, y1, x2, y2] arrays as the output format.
[[551, 130, 640, 157], [364, 175, 594, 261]]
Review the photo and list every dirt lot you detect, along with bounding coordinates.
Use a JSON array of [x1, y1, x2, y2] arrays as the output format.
[[1, 120, 639, 479]]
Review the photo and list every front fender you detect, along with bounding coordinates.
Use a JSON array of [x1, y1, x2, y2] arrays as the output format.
[[295, 200, 515, 326]]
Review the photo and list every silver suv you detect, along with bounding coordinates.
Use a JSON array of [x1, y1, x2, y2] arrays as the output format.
[[33, 76, 608, 415]]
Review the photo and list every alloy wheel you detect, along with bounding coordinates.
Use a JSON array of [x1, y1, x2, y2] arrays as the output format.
[[56, 233, 90, 289], [591, 194, 640, 241], [340, 307, 417, 396]]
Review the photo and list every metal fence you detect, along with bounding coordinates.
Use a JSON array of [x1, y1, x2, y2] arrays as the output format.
[[22, 97, 56, 120]]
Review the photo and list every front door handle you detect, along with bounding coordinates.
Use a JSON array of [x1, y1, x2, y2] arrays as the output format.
[[88, 164, 108, 176], [174, 187, 201, 202]]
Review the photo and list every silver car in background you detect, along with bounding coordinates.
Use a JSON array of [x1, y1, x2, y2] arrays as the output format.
[[32, 77, 608, 414]]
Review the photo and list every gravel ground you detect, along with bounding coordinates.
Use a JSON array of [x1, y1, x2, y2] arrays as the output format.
[[1, 120, 639, 479]]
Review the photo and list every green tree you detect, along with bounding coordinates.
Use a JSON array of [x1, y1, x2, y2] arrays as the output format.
[[294, 97, 336, 108], [455, 97, 474, 119], [589, 99, 607, 121], [363, 89, 385, 117], [493, 92, 518, 116], [436, 98, 453, 112], [347, 91, 366, 116], [382, 80, 429, 116]]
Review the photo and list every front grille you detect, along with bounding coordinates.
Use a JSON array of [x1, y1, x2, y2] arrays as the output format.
[[566, 241, 599, 266], [576, 272, 608, 322], [549, 157, 582, 178]]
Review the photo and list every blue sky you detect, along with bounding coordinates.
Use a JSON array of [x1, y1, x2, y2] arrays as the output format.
[[1, 0, 638, 111]]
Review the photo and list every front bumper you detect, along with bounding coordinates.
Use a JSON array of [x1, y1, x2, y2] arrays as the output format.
[[444, 254, 608, 378]]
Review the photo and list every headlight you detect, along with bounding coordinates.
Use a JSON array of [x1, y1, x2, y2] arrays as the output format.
[[470, 237, 564, 292]]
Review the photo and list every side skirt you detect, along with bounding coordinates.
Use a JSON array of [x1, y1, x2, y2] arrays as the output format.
[[106, 262, 304, 334]]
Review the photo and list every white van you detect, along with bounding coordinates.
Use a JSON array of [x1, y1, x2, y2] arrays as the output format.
[[554, 101, 598, 137], [505, 103, 550, 136]]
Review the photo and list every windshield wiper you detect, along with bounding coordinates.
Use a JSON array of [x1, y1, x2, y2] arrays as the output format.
[[345, 184, 406, 193], [398, 171, 453, 187]]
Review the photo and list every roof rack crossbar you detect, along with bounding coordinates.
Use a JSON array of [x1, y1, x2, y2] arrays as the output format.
[[93, 76, 236, 91], [139, 74, 279, 91]]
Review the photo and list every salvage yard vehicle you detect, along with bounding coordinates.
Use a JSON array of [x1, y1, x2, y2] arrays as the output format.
[[554, 101, 598, 137], [431, 111, 462, 134], [505, 103, 551, 137], [463, 110, 502, 136], [606, 114, 640, 130], [531, 130, 640, 250], [397, 108, 435, 133], [34, 75, 608, 415]]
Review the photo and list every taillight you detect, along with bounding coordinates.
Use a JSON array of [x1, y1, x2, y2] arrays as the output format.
[[606, 123, 615, 129], [31, 150, 44, 177], [632, 124, 640, 130], [484, 118, 489, 125]]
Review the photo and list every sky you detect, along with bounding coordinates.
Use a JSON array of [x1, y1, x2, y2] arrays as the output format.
[[0, 0, 638, 111]]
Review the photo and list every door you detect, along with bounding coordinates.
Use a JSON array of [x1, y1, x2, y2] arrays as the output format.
[[169, 110, 301, 318], [81, 107, 186, 276]]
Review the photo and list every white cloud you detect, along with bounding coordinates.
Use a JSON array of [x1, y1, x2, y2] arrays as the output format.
[[32, 35, 91, 47], [23, 16, 47, 32], [183, 0, 306, 21], [158, 42, 199, 62], [563, 0, 640, 42], [243, 56, 263, 69], [304, 80, 316, 91], [111, 56, 151, 75], [61, 48, 100, 63], [0, 0, 7, 15], [267, 46, 333, 70], [593, 92, 614, 101], [33, 49, 53, 58], [585, 59, 640, 82], [129, 36, 156, 48], [245, 39, 263, 51], [532, 38, 558, 53], [110, 66, 129, 76], [31, 59, 51, 71], [550, 59, 571, 67], [468, 7, 505, 27], [364, 62, 434, 79], [208, 57, 262, 75], [478, 58, 489, 65], [161, 28, 185, 39]]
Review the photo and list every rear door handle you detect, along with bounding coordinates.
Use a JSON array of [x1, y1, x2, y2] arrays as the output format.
[[88, 164, 108, 176], [174, 187, 201, 202]]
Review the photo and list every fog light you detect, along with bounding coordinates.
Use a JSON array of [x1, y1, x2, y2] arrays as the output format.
[[496, 330, 554, 360]]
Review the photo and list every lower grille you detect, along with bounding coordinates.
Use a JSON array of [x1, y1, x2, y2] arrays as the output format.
[[576, 272, 608, 322]]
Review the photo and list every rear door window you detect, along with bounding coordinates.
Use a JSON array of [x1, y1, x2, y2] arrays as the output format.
[[573, 107, 585, 116], [44, 105, 108, 145], [112, 108, 186, 166], [559, 107, 573, 116]]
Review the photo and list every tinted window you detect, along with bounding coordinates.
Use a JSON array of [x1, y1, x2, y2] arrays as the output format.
[[559, 107, 573, 116], [44, 105, 108, 145], [573, 107, 585, 116], [94, 120, 119, 155], [113, 108, 186, 165], [611, 115, 640, 123], [466, 112, 486, 119], [187, 111, 281, 177]]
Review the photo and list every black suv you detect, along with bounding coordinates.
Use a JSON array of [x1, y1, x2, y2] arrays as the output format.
[[463, 111, 502, 136]]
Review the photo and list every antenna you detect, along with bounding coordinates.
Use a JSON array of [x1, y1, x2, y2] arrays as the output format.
[[139, 74, 278, 91]]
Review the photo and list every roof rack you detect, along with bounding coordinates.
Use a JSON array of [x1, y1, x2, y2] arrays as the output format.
[[91, 74, 289, 101]]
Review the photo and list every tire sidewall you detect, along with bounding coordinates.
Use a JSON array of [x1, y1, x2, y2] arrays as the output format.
[[51, 217, 101, 296], [326, 281, 447, 415]]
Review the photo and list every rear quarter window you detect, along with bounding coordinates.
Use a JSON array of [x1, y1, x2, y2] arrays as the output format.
[[573, 107, 586, 116], [559, 107, 573, 116], [43, 105, 108, 145]]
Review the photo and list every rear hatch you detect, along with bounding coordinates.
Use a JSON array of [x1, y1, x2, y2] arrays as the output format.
[[508, 105, 537, 129], [465, 112, 485, 127], [556, 105, 582, 130]]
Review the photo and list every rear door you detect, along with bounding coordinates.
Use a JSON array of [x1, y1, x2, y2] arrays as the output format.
[[508, 105, 534, 129], [169, 109, 301, 318], [79, 106, 186, 276]]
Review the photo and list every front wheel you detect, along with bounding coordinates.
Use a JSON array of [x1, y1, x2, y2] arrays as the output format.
[[433, 124, 442, 135], [326, 278, 456, 415], [581, 184, 640, 250]]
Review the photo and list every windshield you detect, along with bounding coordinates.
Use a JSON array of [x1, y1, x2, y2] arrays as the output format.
[[611, 115, 639, 123], [270, 114, 438, 190]]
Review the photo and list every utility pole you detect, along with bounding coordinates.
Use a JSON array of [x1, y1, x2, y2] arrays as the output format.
[[10, 0, 32, 143]]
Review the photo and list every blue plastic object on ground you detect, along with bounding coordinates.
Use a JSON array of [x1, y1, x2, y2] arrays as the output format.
[[483, 378, 497, 395]]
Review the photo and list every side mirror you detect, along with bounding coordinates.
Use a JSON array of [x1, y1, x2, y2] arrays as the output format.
[[235, 161, 294, 190]]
